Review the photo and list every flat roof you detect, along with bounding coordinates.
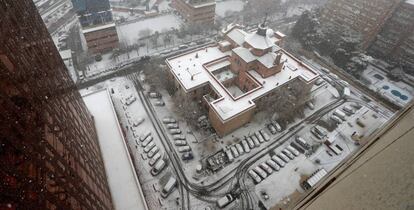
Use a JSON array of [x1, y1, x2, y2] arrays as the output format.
[[83, 90, 148, 210], [82, 22, 116, 34]]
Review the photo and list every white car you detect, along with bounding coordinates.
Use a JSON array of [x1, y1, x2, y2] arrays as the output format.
[[167, 123, 179, 129], [154, 100, 165, 106], [141, 136, 153, 147], [251, 135, 260, 147], [278, 153, 290, 163], [144, 142, 156, 153], [247, 137, 255, 149], [271, 155, 286, 167], [236, 143, 244, 155], [147, 146, 159, 158], [260, 130, 270, 141], [242, 140, 250, 153], [256, 132, 265, 143], [266, 159, 280, 171], [217, 194, 234, 208], [177, 146, 191, 153], [260, 162, 273, 175], [254, 166, 268, 179], [149, 153, 161, 166], [173, 134, 185, 140], [230, 146, 239, 158], [248, 170, 262, 184], [169, 129, 181, 134], [163, 117, 177, 124], [140, 131, 151, 141], [174, 140, 187, 146], [132, 118, 145, 127], [287, 146, 300, 156], [282, 149, 295, 160]]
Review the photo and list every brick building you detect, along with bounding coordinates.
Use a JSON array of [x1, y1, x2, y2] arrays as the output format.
[[320, 0, 402, 49], [0, 1, 113, 209], [172, 0, 216, 25], [166, 24, 319, 136], [368, 0, 414, 68], [72, 0, 119, 54]]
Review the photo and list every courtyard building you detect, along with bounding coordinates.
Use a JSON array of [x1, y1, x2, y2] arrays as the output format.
[[166, 24, 319, 136]]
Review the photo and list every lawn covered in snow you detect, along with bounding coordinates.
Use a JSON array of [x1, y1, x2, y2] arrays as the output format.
[[117, 14, 182, 44], [215, 0, 245, 17]]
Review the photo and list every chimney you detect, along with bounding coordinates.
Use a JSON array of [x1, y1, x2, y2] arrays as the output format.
[[274, 53, 283, 66]]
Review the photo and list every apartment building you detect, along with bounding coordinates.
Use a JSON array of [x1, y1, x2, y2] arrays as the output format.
[[166, 24, 319, 136], [369, 0, 414, 68], [320, 0, 402, 49]]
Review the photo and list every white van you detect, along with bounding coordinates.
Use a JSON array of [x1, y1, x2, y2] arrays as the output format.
[[161, 177, 177, 198]]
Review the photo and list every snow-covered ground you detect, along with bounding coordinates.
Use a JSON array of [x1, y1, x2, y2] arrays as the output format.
[[215, 0, 245, 17], [117, 14, 182, 44], [362, 65, 414, 107]]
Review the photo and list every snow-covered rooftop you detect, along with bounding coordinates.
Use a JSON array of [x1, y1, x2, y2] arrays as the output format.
[[233, 47, 256, 63], [82, 22, 116, 34], [226, 28, 247, 46], [83, 90, 149, 210], [245, 32, 274, 50]]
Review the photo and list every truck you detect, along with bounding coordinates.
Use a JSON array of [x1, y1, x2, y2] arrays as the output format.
[[161, 177, 177, 198], [333, 109, 347, 121]]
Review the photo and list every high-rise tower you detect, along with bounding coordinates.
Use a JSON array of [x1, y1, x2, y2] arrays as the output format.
[[0, 1, 113, 209]]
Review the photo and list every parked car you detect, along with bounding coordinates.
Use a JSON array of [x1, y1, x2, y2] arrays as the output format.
[[151, 159, 166, 176], [271, 155, 286, 167], [144, 142, 156, 153], [141, 137, 153, 147], [230, 146, 239, 158], [256, 132, 265, 143], [147, 146, 159, 158], [217, 194, 234, 208], [242, 140, 250, 153], [182, 152, 194, 161], [254, 166, 268, 179], [266, 159, 280, 171], [173, 134, 185, 140], [267, 123, 277, 134], [273, 121, 283, 132], [331, 115, 343, 124], [260, 162, 273, 174], [315, 78, 324, 86], [140, 131, 151, 141], [161, 176, 177, 198], [169, 129, 182, 134], [149, 153, 161, 166], [246, 137, 255, 149], [286, 146, 300, 156], [295, 137, 310, 150], [148, 92, 161, 98], [248, 170, 262, 184], [174, 140, 187, 146], [290, 142, 305, 154], [154, 99, 165, 106], [177, 146, 191, 153], [260, 130, 271, 141], [277, 153, 290, 163], [163, 117, 177, 124], [306, 101, 315, 110], [167, 123, 179, 129], [343, 105, 354, 115], [133, 118, 145, 127], [282, 149, 295, 160], [225, 149, 234, 163], [251, 135, 260, 147], [236, 143, 244, 155]]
